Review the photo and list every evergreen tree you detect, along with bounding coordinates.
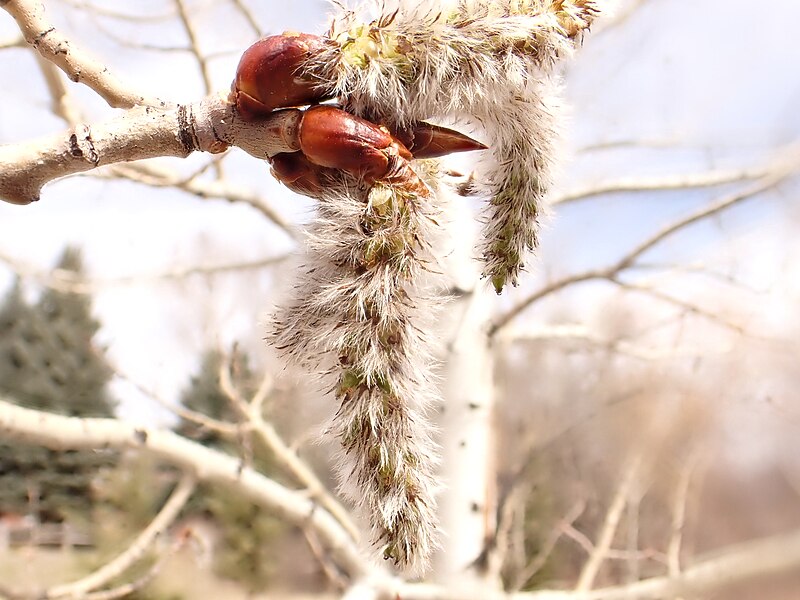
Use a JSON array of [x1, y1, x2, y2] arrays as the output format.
[[0, 247, 116, 522]]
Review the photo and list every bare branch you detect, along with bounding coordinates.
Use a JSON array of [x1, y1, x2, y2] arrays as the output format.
[[60, 0, 176, 23], [1, 0, 164, 108], [491, 163, 799, 336], [78, 540, 182, 600], [303, 525, 351, 590], [511, 501, 586, 591], [218, 361, 361, 542], [667, 451, 704, 578], [34, 54, 82, 125], [47, 473, 196, 599], [500, 323, 719, 362], [385, 528, 800, 598], [0, 94, 300, 205], [0, 34, 24, 49], [0, 247, 290, 294], [106, 163, 299, 238], [174, 0, 214, 94], [612, 281, 746, 335], [551, 164, 774, 206], [0, 396, 369, 579], [112, 368, 240, 438], [230, 0, 261, 36], [576, 457, 642, 591]]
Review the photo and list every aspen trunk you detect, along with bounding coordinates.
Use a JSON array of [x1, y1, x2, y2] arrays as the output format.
[[433, 197, 500, 589]]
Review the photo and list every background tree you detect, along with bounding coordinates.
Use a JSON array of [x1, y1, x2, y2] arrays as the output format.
[[0, 248, 115, 523]]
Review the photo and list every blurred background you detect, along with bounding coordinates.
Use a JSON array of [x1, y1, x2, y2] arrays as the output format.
[[1, 0, 800, 598]]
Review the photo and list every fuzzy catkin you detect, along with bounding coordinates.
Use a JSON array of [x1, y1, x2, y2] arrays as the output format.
[[307, 0, 601, 292], [272, 170, 441, 571]]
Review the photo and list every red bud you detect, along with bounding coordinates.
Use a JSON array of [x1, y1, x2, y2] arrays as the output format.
[[298, 105, 408, 181], [269, 152, 326, 197], [232, 33, 333, 121]]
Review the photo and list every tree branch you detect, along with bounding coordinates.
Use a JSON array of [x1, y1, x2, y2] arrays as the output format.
[[0, 396, 369, 579], [0, 94, 300, 205], [46, 473, 196, 599], [382, 528, 800, 599], [105, 163, 299, 238], [550, 164, 774, 206], [218, 362, 361, 542], [1, 0, 163, 108], [0, 247, 290, 294], [575, 457, 642, 591]]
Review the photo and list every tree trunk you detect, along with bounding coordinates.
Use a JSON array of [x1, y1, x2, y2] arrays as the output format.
[[434, 195, 500, 590]]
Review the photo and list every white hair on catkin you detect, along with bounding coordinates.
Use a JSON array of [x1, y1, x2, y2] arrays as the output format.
[[307, 0, 601, 292], [271, 170, 442, 572]]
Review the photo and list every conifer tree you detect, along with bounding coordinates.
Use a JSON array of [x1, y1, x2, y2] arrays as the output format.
[[0, 247, 116, 522]]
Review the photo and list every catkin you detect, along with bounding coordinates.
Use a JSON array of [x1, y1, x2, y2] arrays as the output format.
[[272, 170, 442, 571], [307, 0, 601, 291]]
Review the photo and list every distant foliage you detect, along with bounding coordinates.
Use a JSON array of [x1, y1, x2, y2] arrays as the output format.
[[0, 247, 116, 522]]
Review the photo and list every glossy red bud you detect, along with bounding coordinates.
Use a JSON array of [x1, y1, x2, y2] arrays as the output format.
[[298, 105, 412, 181], [232, 32, 333, 121], [269, 152, 326, 197], [395, 122, 488, 159]]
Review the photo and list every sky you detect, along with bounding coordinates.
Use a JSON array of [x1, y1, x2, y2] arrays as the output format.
[[1, 0, 799, 437]]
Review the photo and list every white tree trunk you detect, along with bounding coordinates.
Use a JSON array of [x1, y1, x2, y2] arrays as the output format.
[[434, 195, 500, 589]]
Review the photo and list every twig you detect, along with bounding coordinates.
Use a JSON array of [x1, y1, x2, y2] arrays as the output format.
[[302, 526, 350, 590], [34, 54, 82, 125], [561, 522, 596, 556], [79, 538, 183, 600], [174, 0, 214, 94], [575, 456, 642, 591], [107, 163, 299, 239], [218, 361, 361, 542], [512, 501, 586, 590], [501, 323, 725, 362], [0, 248, 290, 295], [116, 366, 240, 435], [47, 473, 196, 598], [230, 0, 261, 35], [60, 0, 175, 22], [624, 482, 647, 586], [0, 35, 25, 49], [667, 451, 704, 578], [551, 164, 773, 206], [1, 0, 164, 108], [612, 281, 746, 335]]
